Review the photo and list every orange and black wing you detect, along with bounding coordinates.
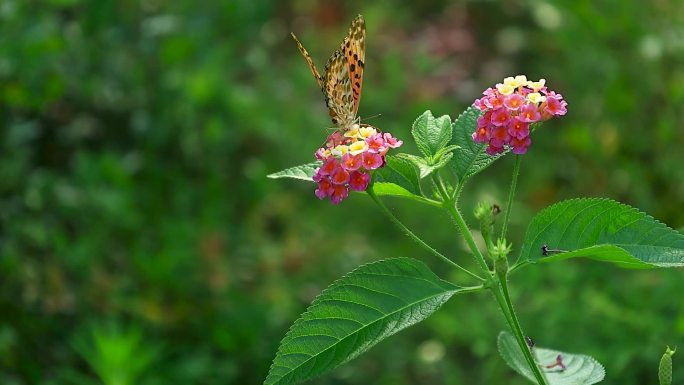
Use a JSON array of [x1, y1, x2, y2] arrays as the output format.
[[322, 49, 355, 128], [341, 15, 366, 117]]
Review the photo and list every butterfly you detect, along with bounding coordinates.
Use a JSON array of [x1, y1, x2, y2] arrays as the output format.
[[291, 15, 367, 132]]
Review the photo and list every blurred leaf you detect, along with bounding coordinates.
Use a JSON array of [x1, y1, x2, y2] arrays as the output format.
[[411, 110, 452, 158], [518, 198, 684, 268], [449, 106, 506, 183], [72, 323, 161, 385], [46, 0, 83, 6], [497, 331, 605, 385], [267, 162, 321, 182], [264, 258, 464, 385], [659, 346, 676, 385]]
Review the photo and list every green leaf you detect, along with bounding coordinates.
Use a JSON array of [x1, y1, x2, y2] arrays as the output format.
[[498, 331, 605, 385], [264, 258, 464, 385], [268, 162, 322, 181], [434, 144, 460, 160], [411, 110, 452, 158], [450, 106, 507, 183], [518, 198, 684, 268], [371, 182, 421, 200], [396, 153, 432, 179], [430, 151, 454, 172], [399, 153, 453, 179], [374, 155, 420, 194]]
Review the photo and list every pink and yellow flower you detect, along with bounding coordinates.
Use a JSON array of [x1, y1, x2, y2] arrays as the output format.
[[472, 76, 567, 155], [313, 127, 402, 204]]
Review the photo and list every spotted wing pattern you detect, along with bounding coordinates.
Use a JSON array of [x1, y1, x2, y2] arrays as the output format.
[[323, 49, 356, 128], [291, 14, 367, 131], [342, 15, 365, 117]]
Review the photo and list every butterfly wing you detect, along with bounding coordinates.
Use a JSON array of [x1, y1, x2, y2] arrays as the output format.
[[322, 49, 355, 129], [291, 32, 323, 88], [342, 15, 366, 117], [292, 15, 366, 130]]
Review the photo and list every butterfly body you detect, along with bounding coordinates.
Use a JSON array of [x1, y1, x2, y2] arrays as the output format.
[[291, 15, 367, 132]]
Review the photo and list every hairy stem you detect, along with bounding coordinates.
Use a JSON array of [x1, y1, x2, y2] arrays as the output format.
[[501, 155, 522, 240], [494, 273, 548, 385], [432, 174, 491, 275], [446, 203, 491, 274]]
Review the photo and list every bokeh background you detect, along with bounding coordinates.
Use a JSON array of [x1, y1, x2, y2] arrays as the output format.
[[1, 0, 683, 384]]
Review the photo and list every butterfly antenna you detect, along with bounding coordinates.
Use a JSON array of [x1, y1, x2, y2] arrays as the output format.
[[363, 113, 382, 122]]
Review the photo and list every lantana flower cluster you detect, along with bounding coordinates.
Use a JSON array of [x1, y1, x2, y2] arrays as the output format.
[[473, 75, 568, 155], [313, 125, 402, 204]]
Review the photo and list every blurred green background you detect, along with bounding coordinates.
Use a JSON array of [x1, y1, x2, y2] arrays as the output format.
[[1, 0, 683, 384]]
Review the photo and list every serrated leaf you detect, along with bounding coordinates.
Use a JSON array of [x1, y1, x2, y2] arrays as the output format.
[[518, 198, 684, 268], [374, 155, 420, 194], [371, 182, 421, 199], [264, 258, 464, 385], [268, 162, 322, 181], [498, 331, 605, 385], [450, 106, 507, 182], [411, 110, 453, 158]]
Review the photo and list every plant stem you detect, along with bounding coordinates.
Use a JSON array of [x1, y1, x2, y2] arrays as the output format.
[[432, 174, 489, 274], [493, 273, 548, 385], [445, 203, 491, 274], [501, 155, 522, 240], [431, 174, 491, 275], [431, 167, 543, 383], [458, 285, 487, 295], [367, 188, 485, 282]]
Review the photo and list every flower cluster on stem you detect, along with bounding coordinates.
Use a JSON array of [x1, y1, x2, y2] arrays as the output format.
[[313, 125, 402, 204], [473, 75, 568, 155]]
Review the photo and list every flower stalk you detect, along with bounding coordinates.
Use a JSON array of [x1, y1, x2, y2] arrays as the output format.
[[367, 186, 484, 282], [501, 155, 521, 240]]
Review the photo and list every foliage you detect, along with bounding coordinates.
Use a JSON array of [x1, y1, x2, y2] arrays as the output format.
[[1, 1, 683, 385], [267, 106, 684, 384], [519, 198, 684, 268], [71, 323, 161, 385], [265, 258, 463, 385], [497, 332, 605, 385]]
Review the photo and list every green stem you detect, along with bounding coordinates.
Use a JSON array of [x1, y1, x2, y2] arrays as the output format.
[[494, 273, 548, 385], [367, 188, 485, 282], [400, 194, 444, 208], [446, 203, 491, 274], [501, 155, 522, 240], [458, 285, 487, 295], [431, 174, 491, 275]]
